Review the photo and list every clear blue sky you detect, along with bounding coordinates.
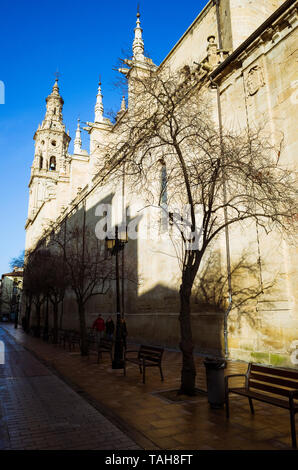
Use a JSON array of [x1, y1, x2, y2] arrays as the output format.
[[0, 0, 209, 275]]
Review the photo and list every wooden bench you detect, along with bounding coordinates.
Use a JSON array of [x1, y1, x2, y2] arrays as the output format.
[[57, 329, 69, 348], [124, 345, 164, 384], [48, 328, 61, 344], [47, 328, 54, 343], [87, 336, 113, 364], [67, 330, 81, 351], [225, 362, 298, 448], [97, 338, 113, 364]]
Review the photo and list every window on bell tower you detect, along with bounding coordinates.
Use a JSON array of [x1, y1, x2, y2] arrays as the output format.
[[39, 155, 43, 170], [49, 156, 56, 171]]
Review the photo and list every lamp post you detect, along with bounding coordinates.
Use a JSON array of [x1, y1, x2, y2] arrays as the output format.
[[105, 225, 128, 369]]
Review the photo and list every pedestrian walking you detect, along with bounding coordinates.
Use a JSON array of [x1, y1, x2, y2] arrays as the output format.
[[92, 314, 105, 339], [105, 316, 115, 340]]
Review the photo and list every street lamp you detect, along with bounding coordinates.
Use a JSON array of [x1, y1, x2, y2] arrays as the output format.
[[105, 225, 128, 369]]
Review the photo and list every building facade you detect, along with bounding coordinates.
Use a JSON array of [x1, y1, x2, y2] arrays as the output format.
[[25, 0, 298, 366], [0, 267, 23, 321]]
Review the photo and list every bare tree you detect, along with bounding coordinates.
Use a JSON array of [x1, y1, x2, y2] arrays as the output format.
[[23, 288, 32, 333], [193, 248, 276, 316], [0, 284, 19, 315], [48, 258, 67, 343], [96, 67, 297, 394], [23, 249, 48, 337], [52, 222, 114, 356], [32, 249, 67, 343]]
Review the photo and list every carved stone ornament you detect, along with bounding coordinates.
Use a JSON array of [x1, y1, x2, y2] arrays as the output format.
[[46, 181, 56, 198], [246, 65, 265, 96], [207, 35, 219, 68]]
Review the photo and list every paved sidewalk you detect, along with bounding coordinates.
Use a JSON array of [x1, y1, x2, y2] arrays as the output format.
[[1, 324, 296, 450], [0, 327, 139, 450]]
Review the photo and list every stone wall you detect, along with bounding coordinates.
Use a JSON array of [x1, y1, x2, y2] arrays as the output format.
[[25, 1, 298, 368], [216, 1, 298, 367]]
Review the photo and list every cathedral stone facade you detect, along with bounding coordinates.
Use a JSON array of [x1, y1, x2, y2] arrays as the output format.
[[25, 0, 298, 366]]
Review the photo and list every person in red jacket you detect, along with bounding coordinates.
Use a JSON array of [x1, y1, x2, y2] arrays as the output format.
[[92, 314, 105, 338]]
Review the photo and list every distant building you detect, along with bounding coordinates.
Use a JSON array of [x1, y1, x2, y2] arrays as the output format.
[[0, 267, 23, 321]]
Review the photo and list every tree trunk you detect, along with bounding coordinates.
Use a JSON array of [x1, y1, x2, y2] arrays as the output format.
[[43, 296, 49, 341], [179, 280, 196, 395], [25, 294, 32, 333], [35, 302, 41, 337], [78, 302, 88, 356], [59, 299, 64, 330], [53, 302, 59, 344]]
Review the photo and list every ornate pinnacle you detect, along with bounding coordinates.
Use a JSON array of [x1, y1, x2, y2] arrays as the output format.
[[95, 76, 104, 122], [52, 77, 60, 96], [121, 95, 126, 111], [74, 118, 82, 153], [133, 9, 144, 61]]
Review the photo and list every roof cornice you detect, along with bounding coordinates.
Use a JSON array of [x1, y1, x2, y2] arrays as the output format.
[[210, 0, 297, 81]]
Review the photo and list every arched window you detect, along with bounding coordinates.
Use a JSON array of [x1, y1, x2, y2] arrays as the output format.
[[53, 108, 56, 115], [161, 163, 167, 207], [49, 156, 56, 171], [159, 159, 168, 231], [39, 155, 43, 170]]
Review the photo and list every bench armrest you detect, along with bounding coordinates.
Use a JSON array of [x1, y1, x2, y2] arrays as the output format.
[[225, 374, 247, 388], [124, 349, 139, 360], [141, 354, 161, 362]]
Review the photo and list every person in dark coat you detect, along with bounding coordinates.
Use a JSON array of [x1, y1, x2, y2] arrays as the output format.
[[105, 316, 115, 340]]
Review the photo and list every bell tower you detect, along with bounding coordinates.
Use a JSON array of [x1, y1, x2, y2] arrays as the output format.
[[27, 78, 71, 223]]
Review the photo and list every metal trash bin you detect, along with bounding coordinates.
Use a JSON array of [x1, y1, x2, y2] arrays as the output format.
[[204, 357, 227, 409]]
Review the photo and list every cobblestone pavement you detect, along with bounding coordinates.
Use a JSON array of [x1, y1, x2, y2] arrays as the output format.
[[0, 327, 140, 450], [1, 324, 297, 450]]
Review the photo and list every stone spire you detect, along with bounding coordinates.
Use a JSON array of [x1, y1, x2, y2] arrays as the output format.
[[44, 77, 64, 126], [74, 118, 82, 154], [94, 77, 104, 123], [118, 10, 156, 78], [51, 78, 60, 96], [121, 95, 126, 112], [132, 10, 145, 62], [116, 95, 127, 120]]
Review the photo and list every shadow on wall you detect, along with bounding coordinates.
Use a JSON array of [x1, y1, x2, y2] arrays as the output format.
[[123, 247, 278, 357], [125, 283, 224, 357], [29, 191, 139, 334], [27, 193, 277, 360]]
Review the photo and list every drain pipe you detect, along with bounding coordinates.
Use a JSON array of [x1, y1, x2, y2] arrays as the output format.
[[213, 1, 233, 359], [209, 74, 233, 359]]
